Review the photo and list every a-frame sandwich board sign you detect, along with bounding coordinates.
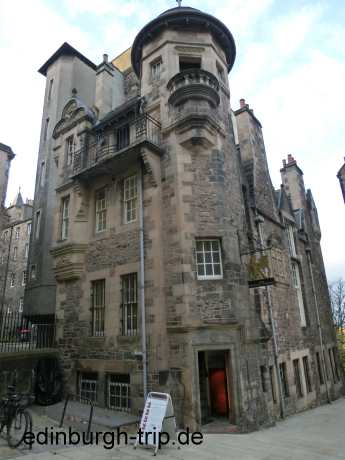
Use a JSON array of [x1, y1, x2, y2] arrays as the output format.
[[134, 392, 177, 455]]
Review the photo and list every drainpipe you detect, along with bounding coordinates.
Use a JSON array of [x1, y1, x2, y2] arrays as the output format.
[[139, 162, 148, 399], [255, 214, 285, 419], [306, 247, 331, 404]]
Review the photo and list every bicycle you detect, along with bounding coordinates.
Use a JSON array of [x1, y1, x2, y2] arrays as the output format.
[[0, 385, 34, 448]]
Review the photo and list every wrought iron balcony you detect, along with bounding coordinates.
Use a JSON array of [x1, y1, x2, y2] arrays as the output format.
[[73, 113, 162, 175], [167, 68, 220, 108]]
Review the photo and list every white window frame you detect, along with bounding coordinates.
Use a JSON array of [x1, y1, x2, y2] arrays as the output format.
[[66, 136, 75, 166], [13, 246, 17, 261], [151, 59, 162, 81], [61, 196, 70, 240], [27, 222, 31, 236], [30, 264, 37, 280], [285, 222, 297, 257], [15, 227, 20, 239], [24, 243, 29, 259], [22, 271, 27, 286], [108, 378, 130, 412], [10, 273, 15, 287], [196, 239, 223, 280], [291, 261, 306, 327], [18, 298, 24, 313], [124, 175, 137, 224], [95, 188, 107, 233]]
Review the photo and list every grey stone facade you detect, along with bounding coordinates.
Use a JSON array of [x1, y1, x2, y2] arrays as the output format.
[[27, 6, 342, 431]]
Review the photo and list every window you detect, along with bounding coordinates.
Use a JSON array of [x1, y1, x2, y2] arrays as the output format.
[[108, 374, 130, 412], [48, 78, 53, 101], [35, 211, 41, 239], [3, 230, 8, 240], [116, 124, 130, 150], [269, 366, 277, 403], [15, 227, 20, 239], [293, 359, 303, 398], [124, 175, 137, 223], [151, 59, 162, 80], [13, 247, 17, 261], [10, 273, 15, 287], [24, 243, 29, 259], [285, 223, 297, 257], [91, 279, 105, 337], [196, 239, 223, 280], [332, 347, 340, 382], [323, 350, 329, 380], [302, 356, 312, 393], [316, 352, 324, 385], [79, 372, 98, 403], [216, 63, 225, 82], [260, 366, 267, 393], [179, 56, 201, 71], [22, 271, 27, 286], [61, 196, 70, 240], [279, 362, 289, 398], [121, 273, 138, 336], [0, 253, 4, 264], [291, 261, 306, 327], [27, 222, 31, 236], [40, 161, 46, 186], [44, 117, 49, 141], [66, 136, 75, 166], [95, 188, 107, 232], [18, 298, 24, 313], [30, 265, 36, 280]]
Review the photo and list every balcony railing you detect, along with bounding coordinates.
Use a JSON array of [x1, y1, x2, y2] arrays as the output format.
[[73, 114, 161, 174], [0, 311, 55, 353], [167, 68, 220, 108]]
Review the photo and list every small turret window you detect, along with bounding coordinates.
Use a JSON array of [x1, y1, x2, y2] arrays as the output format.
[[151, 58, 162, 81], [179, 56, 201, 71]]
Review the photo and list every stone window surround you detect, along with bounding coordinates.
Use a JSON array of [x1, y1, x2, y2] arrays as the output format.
[[60, 195, 70, 240], [290, 349, 315, 399], [195, 238, 223, 280]]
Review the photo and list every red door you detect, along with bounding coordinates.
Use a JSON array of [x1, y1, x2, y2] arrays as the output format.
[[209, 368, 228, 416]]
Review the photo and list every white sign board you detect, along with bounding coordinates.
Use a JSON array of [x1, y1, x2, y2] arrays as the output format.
[[134, 392, 177, 455]]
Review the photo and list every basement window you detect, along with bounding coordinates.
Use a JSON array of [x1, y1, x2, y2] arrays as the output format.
[[79, 372, 98, 403], [108, 374, 131, 412], [179, 56, 201, 71]]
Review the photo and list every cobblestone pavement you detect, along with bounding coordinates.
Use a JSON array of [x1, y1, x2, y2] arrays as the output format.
[[1, 398, 345, 459]]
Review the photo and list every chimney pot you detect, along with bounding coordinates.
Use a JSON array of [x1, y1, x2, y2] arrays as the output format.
[[103, 53, 108, 63], [240, 98, 246, 108]]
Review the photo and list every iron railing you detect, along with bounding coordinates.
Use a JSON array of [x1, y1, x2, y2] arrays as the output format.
[[0, 311, 55, 353], [73, 113, 161, 174]]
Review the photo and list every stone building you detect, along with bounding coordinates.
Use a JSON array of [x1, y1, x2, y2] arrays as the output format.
[[337, 159, 345, 204], [25, 5, 342, 431], [0, 191, 33, 317], [0, 143, 15, 231]]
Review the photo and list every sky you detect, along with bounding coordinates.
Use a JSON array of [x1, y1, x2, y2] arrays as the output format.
[[0, 0, 344, 281]]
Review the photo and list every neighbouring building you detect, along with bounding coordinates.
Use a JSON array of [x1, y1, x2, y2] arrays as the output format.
[[337, 158, 345, 204], [0, 191, 33, 317], [25, 5, 343, 431], [0, 143, 15, 231]]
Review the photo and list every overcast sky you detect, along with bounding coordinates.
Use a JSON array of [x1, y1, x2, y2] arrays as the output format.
[[0, 0, 344, 281]]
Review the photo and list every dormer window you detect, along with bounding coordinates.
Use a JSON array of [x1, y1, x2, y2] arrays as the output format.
[[151, 59, 162, 81], [179, 56, 201, 71], [66, 136, 75, 166]]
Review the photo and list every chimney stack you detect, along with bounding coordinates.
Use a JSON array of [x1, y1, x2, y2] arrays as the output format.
[[240, 98, 246, 109]]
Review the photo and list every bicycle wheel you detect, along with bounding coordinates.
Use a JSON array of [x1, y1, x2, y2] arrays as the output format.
[[7, 409, 32, 448]]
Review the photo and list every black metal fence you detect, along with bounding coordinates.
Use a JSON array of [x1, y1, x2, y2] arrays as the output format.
[[73, 113, 161, 173], [0, 311, 55, 353]]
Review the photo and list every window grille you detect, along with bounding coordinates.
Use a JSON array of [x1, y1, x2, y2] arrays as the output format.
[[91, 280, 105, 337], [108, 374, 130, 412], [121, 273, 138, 336]]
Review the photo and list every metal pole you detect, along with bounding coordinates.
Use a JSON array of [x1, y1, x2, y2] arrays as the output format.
[[138, 164, 148, 399], [256, 215, 285, 418], [306, 249, 331, 403]]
